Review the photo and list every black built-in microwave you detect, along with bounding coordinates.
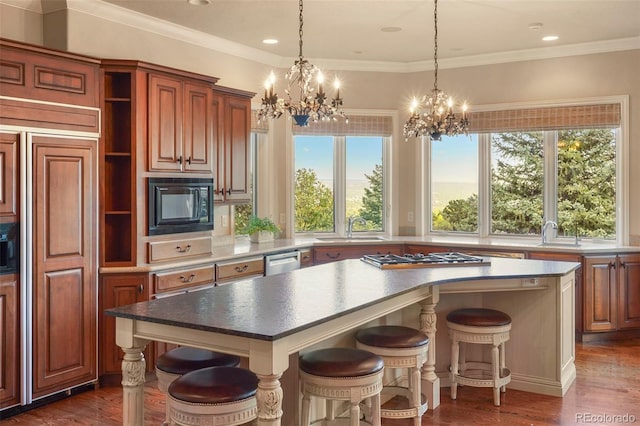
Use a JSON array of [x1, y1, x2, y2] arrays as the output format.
[[0, 222, 18, 275], [148, 177, 214, 236]]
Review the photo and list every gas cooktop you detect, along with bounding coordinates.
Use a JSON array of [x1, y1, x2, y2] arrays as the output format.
[[361, 252, 491, 269]]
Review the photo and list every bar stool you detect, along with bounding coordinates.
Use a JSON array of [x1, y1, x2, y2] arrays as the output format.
[[355, 325, 429, 426], [446, 308, 512, 406], [168, 366, 258, 426], [156, 347, 241, 425], [299, 347, 384, 426]]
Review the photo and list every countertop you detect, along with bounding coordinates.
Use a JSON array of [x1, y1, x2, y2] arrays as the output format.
[[99, 234, 639, 274], [105, 257, 579, 341]]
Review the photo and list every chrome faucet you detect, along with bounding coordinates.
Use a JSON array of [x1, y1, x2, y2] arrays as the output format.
[[541, 220, 558, 244], [346, 216, 366, 238]]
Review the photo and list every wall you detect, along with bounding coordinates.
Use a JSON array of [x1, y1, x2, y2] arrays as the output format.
[[2, 2, 638, 242]]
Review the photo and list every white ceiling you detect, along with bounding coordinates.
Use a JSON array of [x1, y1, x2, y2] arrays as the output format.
[[33, 0, 640, 71]]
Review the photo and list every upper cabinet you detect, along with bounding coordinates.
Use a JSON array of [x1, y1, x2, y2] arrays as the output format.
[[212, 86, 253, 203], [0, 133, 18, 221], [148, 74, 215, 173]]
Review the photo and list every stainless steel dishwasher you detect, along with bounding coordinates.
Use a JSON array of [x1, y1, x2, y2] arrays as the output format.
[[265, 250, 301, 276]]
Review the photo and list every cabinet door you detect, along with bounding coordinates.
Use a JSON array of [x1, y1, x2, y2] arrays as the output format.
[[618, 254, 640, 329], [32, 137, 97, 398], [183, 82, 213, 173], [149, 74, 183, 171], [223, 95, 251, 203], [583, 255, 617, 332], [0, 132, 19, 220], [0, 274, 19, 409], [99, 273, 151, 377]]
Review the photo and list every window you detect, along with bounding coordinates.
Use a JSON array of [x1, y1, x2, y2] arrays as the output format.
[[292, 115, 391, 236], [428, 100, 623, 242], [234, 132, 258, 234]]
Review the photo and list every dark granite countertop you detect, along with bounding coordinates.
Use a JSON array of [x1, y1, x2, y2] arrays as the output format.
[[106, 257, 579, 341]]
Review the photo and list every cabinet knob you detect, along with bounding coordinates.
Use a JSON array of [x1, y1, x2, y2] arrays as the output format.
[[186, 156, 192, 165], [227, 188, 232, 195], [619, 260, 625, 268], [176, 155, 183, 164], [137, 284, 144, 294], [176, 244, 192, 253], [218, 187, 224, 195]]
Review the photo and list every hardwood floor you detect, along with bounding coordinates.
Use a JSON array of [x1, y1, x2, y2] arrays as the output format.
[[3, 339, 639, 425]]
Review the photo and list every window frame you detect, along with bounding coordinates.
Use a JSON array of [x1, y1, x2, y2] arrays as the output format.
[[421, 96, 629, 245]]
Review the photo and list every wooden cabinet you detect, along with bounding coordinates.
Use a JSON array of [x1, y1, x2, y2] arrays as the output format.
[[147, 236, 212, 263], [299, 248, 314, 268], [616, 253, 640, 329], [314, 244, 403, 265], [0, 274, 19, 409], [99, 273, 151, 379], [0, 133, 18, 221], [583, 253, 640, 332], [216, 256, 264, 285], [31, 136, 97, 398], [148, 74, 214, 173], [212, 87, 253, 203]]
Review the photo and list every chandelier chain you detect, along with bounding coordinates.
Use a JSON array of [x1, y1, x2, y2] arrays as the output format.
[[433, 0, 439, 91], [298, 0, 304, 59]]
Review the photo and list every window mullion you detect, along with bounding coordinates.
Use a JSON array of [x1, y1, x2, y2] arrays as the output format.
[[335, 136, 346, 236], [479, 133, 491, 237], [543, 131, 558, 228]]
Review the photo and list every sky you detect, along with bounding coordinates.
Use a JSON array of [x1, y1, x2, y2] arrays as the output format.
[[295, 135, 383, 181]]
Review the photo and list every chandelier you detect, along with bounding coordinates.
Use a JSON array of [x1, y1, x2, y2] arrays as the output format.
[[256, 0, 347, 127], [403, 0, 469, 141]]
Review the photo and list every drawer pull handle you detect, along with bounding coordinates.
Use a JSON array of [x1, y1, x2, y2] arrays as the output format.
[[234, 265, 248, 273], [176, 244, 192, 253], [137, 284, 144, 294], [180, 274, 196, 283], [326, 252, 341, 259]]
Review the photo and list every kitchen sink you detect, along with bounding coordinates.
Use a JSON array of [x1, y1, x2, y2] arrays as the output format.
[[315, 236, 386, 242]]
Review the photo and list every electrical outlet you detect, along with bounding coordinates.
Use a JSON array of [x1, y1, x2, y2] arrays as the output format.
[[221, 215, 228, 227], [408, 212, 414, 222]]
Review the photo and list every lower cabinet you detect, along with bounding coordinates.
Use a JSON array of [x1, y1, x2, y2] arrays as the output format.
[[99, 273, 151, 380], [0, 274, 19, 409], [583, 254, 640, 333]]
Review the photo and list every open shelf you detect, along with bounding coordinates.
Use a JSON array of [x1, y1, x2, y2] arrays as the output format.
[[101, 69, 135, 266]]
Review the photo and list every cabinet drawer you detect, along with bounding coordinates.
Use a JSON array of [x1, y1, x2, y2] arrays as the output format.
[[314, 245, 403, 265], [154, 266, 214, 294], [216, 257, 264, 283], [148, 236, 212, 263]]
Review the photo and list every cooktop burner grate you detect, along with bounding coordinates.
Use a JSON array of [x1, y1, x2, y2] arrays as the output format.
[[361, 252, 491, 269]]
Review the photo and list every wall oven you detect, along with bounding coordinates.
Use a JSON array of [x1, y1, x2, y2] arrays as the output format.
[[148, 177, 214, 236]]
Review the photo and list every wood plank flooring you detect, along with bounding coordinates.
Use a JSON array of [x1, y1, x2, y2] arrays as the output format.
[[3, 338, 639, 425]]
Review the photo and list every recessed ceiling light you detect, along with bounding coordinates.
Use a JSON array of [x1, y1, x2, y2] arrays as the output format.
[[381, 27, 402, 33], [542, 35, 559, 41], [262, 39, 278, 45], [187, 0, 210, 5]]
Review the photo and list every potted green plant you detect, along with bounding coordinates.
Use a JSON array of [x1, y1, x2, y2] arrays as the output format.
[[242, 215, 280, 243]]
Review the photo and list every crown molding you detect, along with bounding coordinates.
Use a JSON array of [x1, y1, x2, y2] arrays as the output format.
[[62, 0, 640, 73]]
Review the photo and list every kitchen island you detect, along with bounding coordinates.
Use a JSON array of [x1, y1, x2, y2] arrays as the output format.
[[106, 256, 579, 426]]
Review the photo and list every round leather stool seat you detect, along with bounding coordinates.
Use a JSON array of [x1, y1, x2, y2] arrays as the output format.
[[168, 366, 258, 426], [299, 347, 384, 377], [355, 326, 429, 426], [446, 308, 512, 407], [169, 366, 258, 404], [446, 308, 512, 327], [299, 348, 384, 426], [356, 325, 429, 348], [156, 347, 241, 425]]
